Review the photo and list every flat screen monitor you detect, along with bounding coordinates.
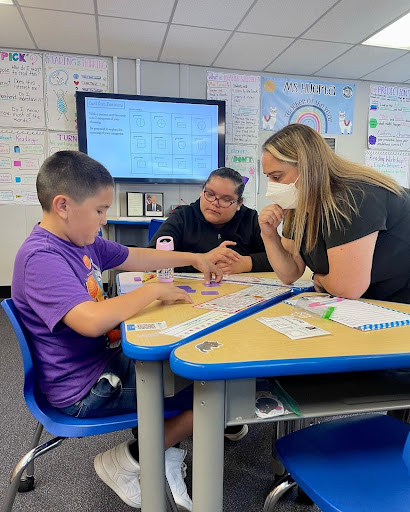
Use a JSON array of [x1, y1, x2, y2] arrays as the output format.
[[76, 92, 226, 184]]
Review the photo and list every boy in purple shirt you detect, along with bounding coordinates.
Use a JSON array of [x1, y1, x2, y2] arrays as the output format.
[[12, 150, 222, 511]]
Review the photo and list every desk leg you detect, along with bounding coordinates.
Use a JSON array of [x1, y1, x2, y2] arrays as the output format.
[[192, 380, 225, 512], [135, 360, 167, 512]]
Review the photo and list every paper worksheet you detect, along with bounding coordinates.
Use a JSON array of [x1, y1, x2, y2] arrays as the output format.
[[160, 311, 232, 338], [195, 285, 289, 314], [257, 316, 331, 340]]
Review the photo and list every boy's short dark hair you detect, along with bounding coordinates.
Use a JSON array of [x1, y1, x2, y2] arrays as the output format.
[[37, 151, 114, 211], [205, 167, 245, 199]]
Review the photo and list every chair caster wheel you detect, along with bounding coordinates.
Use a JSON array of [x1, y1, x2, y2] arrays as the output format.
[[18, 476, 35, 493]]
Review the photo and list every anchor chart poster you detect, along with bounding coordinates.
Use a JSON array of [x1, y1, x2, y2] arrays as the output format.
[[261, 77, 355, 135], [45, 53, 110, 132]]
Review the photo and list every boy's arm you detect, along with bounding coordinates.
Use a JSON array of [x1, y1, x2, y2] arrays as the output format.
[[115, 248, 222, 284], [62, 282, 193, 338]]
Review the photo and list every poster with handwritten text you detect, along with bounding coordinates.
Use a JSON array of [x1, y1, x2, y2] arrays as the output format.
[[368, 84, 410, 151], [0, 50, 44, 128], [365, 150, 409, 188], [207, 72, 260, 145], [0, 129, 45, 204], [45, 54, 110, 132], [225, 145, 257, 210], [48, 131, 78, 154]]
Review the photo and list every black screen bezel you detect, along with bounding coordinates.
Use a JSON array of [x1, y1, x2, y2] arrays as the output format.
[[76, 91, 226, 184]]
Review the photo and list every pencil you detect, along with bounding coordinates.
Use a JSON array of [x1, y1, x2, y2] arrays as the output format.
[[142, 273, 155, 283]]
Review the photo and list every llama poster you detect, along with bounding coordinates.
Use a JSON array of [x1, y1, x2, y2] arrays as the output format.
[[261, 77, 355, 135]]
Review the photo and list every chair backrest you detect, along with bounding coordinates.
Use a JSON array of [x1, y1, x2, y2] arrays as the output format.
[[148, 218, 165, 242], [1, 298, 36, 401]]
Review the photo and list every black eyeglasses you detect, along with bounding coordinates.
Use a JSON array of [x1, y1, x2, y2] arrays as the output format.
[[202, 187, 239, 208]]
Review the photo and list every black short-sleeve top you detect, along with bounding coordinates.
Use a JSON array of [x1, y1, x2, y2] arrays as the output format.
[[300, 183, 410, 302]]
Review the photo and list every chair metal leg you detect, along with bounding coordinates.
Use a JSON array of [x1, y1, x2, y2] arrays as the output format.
[[1, 436, 65, 512], [263, 474, 297, 512], [18, 421, 44, 492]]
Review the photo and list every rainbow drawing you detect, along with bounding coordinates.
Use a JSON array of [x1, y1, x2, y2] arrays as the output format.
[[288, 105, 328, 133]]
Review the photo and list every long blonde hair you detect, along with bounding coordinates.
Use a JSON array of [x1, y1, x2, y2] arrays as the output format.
[[262, 124, 403, 254]]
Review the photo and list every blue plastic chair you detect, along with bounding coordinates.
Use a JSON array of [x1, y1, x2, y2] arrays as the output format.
[[264, 414, 410, 512], [1, 298, 180, 512], [148, 218, 165, 242]]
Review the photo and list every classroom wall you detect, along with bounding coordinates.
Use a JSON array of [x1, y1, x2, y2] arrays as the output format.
[[0, 55, 404, 285]]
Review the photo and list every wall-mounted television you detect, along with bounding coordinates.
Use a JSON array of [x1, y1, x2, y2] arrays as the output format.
[[76, 92, 226, 184]]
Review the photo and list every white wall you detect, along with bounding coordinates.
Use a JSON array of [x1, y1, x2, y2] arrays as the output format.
[[0, 56, 402, 285]]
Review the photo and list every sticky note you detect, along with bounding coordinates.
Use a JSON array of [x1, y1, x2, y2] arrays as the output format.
[[201, 291, 219, 295]]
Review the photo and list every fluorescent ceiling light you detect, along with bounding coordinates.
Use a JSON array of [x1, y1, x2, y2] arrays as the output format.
[[363, 12, 410, 50], [0, 0, 14, 4]]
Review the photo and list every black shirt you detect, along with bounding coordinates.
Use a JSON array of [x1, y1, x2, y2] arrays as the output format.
[[300, 184, 410, 303], [147, 199, 273, 273]]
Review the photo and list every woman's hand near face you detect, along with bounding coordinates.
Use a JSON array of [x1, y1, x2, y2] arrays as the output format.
[[258, 204, 286, 238], [205, 241, 241, 265]]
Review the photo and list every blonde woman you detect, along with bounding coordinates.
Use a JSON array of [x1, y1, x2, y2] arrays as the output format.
[[259, 124, 410, 304]]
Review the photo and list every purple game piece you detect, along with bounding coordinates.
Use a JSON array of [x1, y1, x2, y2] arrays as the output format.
[[201, 291, 219, 295], [134, 277, 142, 281], [203, 281, 220, 287], [187, 289, 196, 293], [177, 285, 193, 291]]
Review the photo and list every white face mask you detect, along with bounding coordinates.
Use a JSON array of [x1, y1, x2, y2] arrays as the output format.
[[265, 178, 299, 209]]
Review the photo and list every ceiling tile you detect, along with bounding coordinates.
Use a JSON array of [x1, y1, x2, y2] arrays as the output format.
[[361, 52, 410, 82], [304, 0, 410, 44], [97, 0, 175, 22], [266, 39, 352, 75], [161, 25, 230, 66], [316, 45, 407, 79], [239, 0, 338, 37], [214, 32, 293, 71], [19, 0, 95, 14], [173, 0, 254, 30], [99, 17, 167, 59], [0, 6, 35, 49], [22, 8, 98, 54]]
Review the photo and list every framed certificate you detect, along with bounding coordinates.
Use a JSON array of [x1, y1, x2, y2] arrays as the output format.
[[126, 192, 144, 217]]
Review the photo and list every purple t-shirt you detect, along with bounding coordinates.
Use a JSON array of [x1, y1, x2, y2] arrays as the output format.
[[12, 225, 129, 408]]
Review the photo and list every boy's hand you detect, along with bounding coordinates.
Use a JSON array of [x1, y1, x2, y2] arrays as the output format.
[[149, 283, 194, 304], [192, 254, 223, 284]]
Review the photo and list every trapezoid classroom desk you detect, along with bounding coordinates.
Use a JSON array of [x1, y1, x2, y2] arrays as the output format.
[[120, 273, 312, 512], [170, 296, 410, 512]]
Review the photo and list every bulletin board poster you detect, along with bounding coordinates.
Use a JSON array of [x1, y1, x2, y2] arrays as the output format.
[[48, 131, 78, 155], [0, 49, 44, 128], [45, 54, 110, 132], [0, 129, 45, 205], [225, 144, 257, 210], [365, 150, 409, 188], [207, 72, 261, 145], [261, 77, 355, 135], [368, 84, 410, 151]]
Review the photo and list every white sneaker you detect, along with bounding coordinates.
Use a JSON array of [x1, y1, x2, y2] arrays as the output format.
[[94, 440, 141, 508], [165, 447, 193, 511]]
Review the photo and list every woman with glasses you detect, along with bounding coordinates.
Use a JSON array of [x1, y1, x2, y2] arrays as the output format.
[[148, 167, 273, 274]]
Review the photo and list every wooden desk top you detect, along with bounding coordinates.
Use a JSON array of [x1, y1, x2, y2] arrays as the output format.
[[121, 273, 295, 360], [170, 295, 410, 380]]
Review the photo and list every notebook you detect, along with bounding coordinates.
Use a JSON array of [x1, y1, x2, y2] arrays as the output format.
[[287, 295, 410, 331]]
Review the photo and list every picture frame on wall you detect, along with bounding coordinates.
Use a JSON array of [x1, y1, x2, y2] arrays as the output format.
[[144, 192, 164, 217], [126, 192, 144, 217]]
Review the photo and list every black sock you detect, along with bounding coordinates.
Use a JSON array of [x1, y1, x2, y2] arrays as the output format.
[[129, 440, 139, 462]]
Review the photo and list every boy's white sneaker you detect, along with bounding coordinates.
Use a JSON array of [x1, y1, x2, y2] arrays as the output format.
[[94, 440, 141, 508], [165, 447, 193, 511]]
